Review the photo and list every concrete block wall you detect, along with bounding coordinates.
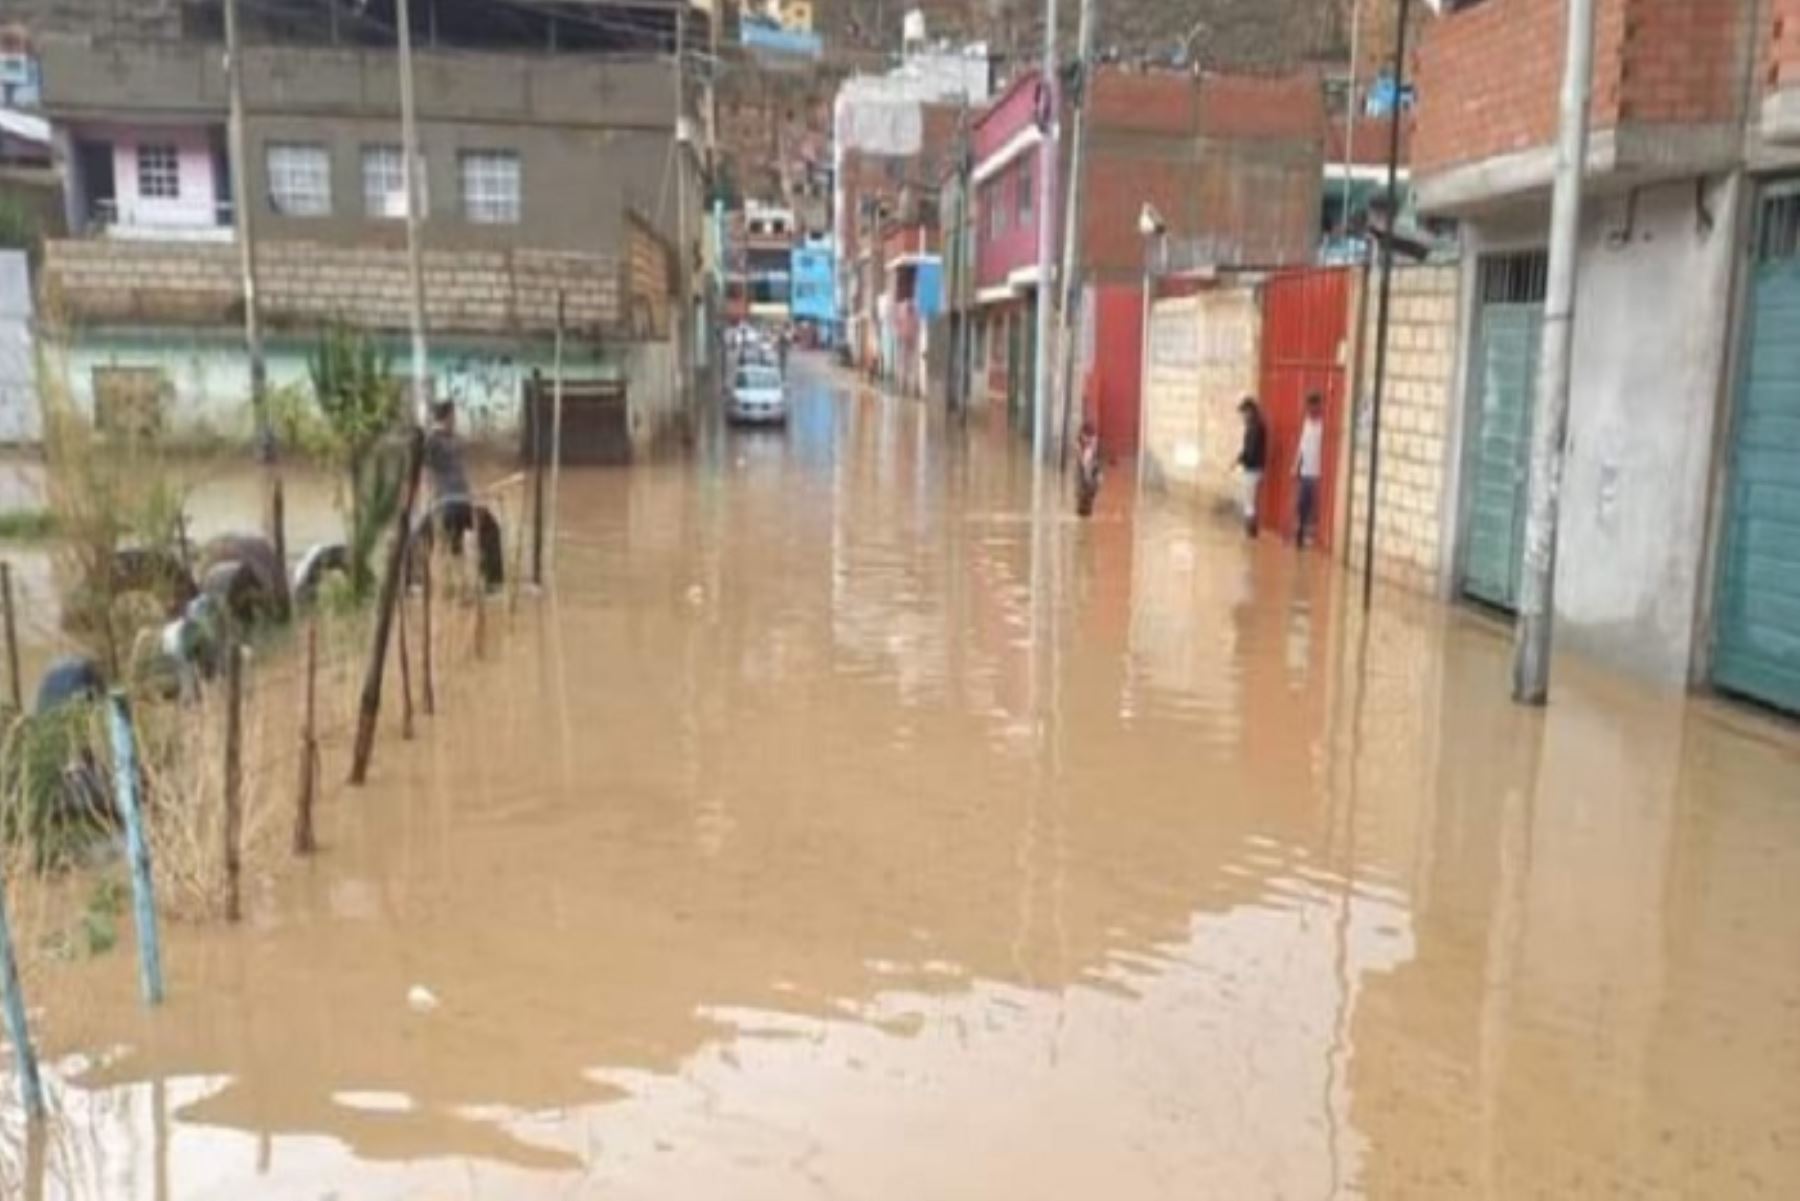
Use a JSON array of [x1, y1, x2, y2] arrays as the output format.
[[1345, 263, 1460, 597], [43, 238, 625, 337], [1141, 283, 1261, 512]]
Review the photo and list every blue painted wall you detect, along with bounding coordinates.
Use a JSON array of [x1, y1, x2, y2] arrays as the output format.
[[915, 260, 943, 320], [791, 245, 837, 326]]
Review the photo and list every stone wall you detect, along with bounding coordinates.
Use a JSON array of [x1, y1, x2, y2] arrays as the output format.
[[43, 237, 631, 339], [1345, 262, 1460, 596]]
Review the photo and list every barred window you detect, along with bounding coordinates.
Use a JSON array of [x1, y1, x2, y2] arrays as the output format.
[[267, 143, 331, 217], [363, 145, 427, 219], [460, 150, 520, 224], [137, 144, 180, 200]]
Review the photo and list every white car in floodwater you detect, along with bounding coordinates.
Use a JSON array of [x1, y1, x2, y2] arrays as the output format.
[[728, 363, 787, 426]]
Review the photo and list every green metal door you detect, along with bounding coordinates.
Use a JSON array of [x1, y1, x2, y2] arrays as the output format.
[[1461, 253, 1547, 611], [1713, 188, 1800, 713]]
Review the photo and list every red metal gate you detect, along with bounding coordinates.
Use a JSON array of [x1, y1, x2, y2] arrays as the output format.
[[1086, 283, 1144, 461], [1258, 267, 1352, 547]]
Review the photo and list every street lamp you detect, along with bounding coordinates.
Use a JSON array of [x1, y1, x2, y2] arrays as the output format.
[[1137, 203, 1167, 489]]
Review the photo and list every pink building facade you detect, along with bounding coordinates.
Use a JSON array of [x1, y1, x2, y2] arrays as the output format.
[[968, 70, 1051, 431]]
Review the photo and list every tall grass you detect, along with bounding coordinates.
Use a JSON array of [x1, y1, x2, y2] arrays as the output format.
[[37, 352, 193, 679]]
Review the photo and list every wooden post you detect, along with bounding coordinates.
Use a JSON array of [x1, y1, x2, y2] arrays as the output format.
[[473, 580, 488, 660], [223, 644, 244, 923], [549, 290, 566, 584], [107, 691, 164, 1005], [509, 489, 529, 615], [420, 539, 435, 715], [270, 475, 291, 622], [294, 617, 318, 855], [531, 372, 547, 588], [0, 859, 46, 1120], [349, 429, 426, 785], [396, 547, 415, 741], [1, 561, 20, 714]]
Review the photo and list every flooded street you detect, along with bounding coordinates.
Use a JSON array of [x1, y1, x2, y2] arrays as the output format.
[[7, 354, 1800, 1199]]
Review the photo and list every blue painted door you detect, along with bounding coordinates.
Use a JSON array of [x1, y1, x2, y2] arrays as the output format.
[[1714, 189, 1800, 713], [1461, 304, 1541, 611]]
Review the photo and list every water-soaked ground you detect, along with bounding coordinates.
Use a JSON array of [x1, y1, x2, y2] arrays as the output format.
[[5, 355, 1799, 1199]]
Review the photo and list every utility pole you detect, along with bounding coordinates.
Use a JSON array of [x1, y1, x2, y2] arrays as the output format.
[[946, 107, 966, 416], [1359, 0, 1413, 611], [223, 0, 268, 458], [223, 0, 287, 611], [673, 4, 692, 422], [1030, 0, 1061, 468], [1054, 0, 1096, 468], [1338, 0, 1364, 238], [397, 0, 431, 425], [957, 109, 975, 422], [1512, 0, 1597, 704]]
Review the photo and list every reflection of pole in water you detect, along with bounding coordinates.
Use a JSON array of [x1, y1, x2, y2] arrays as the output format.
[[0, 864, 44, 1121], [1322, 609, 1373, 1201], [22, 1118, 46, 1201]]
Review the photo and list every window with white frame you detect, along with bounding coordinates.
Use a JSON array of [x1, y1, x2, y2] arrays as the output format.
[[137, 144, 180, 200], [1017, 162, 1033, 226], [459, 150, 520, 224], [267, 143, 331, 217], [362, 144, 427, 219]]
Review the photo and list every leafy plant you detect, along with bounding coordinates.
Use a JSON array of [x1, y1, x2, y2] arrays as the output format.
[[0, 194, 39, 255], [266, 379, 339, 465], [81, 876, 127, 956], [307, 325, 404, 597], [0, 508, 56, 540], [0, 702, 113, 870]]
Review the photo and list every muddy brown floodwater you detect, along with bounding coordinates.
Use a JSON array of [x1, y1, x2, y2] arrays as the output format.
[[4, 356, 1799, 1199]]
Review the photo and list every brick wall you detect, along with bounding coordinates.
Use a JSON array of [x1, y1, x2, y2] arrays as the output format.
[[626, 215, 674, 341], [1414, 0, 1595, 174], [1345, 263, 1460, 595], [1415, 0, 1754, 177], [1772, 0, 1800, 91], [44, 237, 629, 339], [1617, 0, 1750, 123], [1142, 281, 1262, 509]]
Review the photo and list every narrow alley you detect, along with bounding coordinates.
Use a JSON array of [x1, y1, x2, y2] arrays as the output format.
[[10, 356, 1798, 1199]]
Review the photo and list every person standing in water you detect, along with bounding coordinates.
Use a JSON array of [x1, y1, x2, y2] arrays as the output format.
[[1075, 421, 1102, 518], [424, 400, 474, 554], [1236, 397, 1268, 538], [422, 399, 506, 586], [1293, 392, 1325, 548]]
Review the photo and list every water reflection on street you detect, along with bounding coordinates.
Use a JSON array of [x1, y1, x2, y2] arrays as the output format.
[[3, 357, 1798, 1199]]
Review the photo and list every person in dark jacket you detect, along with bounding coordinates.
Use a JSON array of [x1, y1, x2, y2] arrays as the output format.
[[1236, 397, 1269, 538], [1075, 421, 1102, 518]]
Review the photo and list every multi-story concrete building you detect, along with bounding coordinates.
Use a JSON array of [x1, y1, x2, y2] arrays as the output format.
[[1410, 0, 1800, 712], [790, 232, 837, 342], [956, 65, 1324, 454], [741, 199, 795, 324], [831, 37, 990, 362], [28, 0, 709, 451]]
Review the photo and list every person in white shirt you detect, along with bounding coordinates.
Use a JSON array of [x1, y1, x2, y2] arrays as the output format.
[[1293, 392, 1326, 548]]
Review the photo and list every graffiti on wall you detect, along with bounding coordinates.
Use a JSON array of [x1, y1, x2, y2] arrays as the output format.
[[439, 350, 520, 437]]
